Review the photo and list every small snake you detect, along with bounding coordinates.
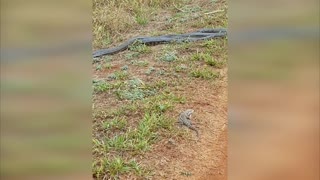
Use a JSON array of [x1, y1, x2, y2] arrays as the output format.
[[93, 28, 227, 58]]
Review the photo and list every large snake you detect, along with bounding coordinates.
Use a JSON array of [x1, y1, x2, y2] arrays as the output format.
[[93, 28, 227, 58]]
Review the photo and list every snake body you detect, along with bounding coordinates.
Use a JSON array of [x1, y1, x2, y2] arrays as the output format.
[[93, 28, 227, 58]]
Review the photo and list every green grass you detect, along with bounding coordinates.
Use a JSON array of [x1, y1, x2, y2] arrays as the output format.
[[103, 117, 127, 131], [93, 157, 146, 179], [145, 66, 156, 75], [175, 64, 188, 72], [129, 41, 152, 54], [135, 15, 148, 25], [104, 63, 113, 69], [205, 58, 225, 68], [97, 112, 176, 155], [93, 80, 113, 93], [130, 60, 149, 67], [190, 68, 219, 79], [190, 51, 225, 68], [159, 50, 178, 62], [108, 71, 129, 80]]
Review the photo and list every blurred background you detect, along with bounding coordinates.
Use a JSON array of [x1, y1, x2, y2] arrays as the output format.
[[0, 0, 319, 180], [229, 0, 319, 180], [1, 0, 92, 179]]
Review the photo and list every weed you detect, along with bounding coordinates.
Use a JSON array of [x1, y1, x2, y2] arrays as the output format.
[[129, 159, 144, 175], [129, 41, 151, 54], [95, 64, 103, 71], [160, 50, 178, 62], [143, 92, 184, 114], [128, 78, 144, 88], [104, 63, 112, 69], [175, 64, 188, 72], [135, 15, 148, 25], [205, 58, 225, 68], [102, 55, 112, 62], [93, 80, 113, 92], [103, 117, 127, 131], [121, 65, 129, 71], [116, 88, 157, 101], [106, 134, 129, 151], [156, 70, 166, 76], [145, 67, 155, 75], [130, 60, 149, 67], [104, 157, 130, 177], [190, 51, 210, 61], [190, 68, 219, 79], [125, 52, 140, 60], [108, 71, 129, 80], [177, 42, 192, 51], [93, 157, 146, 179]]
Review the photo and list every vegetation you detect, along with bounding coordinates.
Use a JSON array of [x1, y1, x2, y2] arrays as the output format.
[[92, 0, 227, 179]]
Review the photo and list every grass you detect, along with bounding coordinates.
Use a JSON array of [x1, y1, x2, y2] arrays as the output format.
[[135, 15, 149, 25], [93, 80, 113, 93], [107, 71, 129, 80], [93, 0, 184, 46], [93, 112, 173, 178], [190, 68, 219, 79], [103, 117, 127, 131], [92, 0, 227, 179], [160, 52, 178, 62], [93, 157, 146, 179], [129, 41, 152, 54], [190, 51, 225, 68], [130, 60, 149, 67]]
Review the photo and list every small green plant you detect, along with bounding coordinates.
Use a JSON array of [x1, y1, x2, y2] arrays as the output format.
[[203, 39, 220, 48], [95, 64, 103, 71], [125, 52, 140, 60], [93, 157, 146, 179], [129, 159, 144, 175], [130, 60, 149, 67], [157, 70, 166, 76], [103, 117, 127, 130], [190, 52, 210, 61], [108, 71, 129, 80], [128, 78, 144, 88], [104, 63, 112, 69], [160, 51, 178, 62], [116, 88, 157, 101], [175, 64, 187, 72], [93, 80, 112, 92], [129, 41, 151, 54], [145, 67, 155, 75], [103, 157, 130, 177], [106, 134, 129, 150], [121, 65, 129, 71], [135, 15, 148, 25], [190, 68, 219, 79], [103, 56, 113, 62], [205, 58, 225, 68]]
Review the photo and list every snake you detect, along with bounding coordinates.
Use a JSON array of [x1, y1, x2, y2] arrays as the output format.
[[93, 28, 227, 58]]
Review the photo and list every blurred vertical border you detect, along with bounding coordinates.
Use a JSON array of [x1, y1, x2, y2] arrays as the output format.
[[1, 0, 92, 179], [229, 0, 319, 180]]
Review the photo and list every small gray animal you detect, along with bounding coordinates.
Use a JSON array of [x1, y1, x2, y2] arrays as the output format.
[[178, 109, 199, 137]]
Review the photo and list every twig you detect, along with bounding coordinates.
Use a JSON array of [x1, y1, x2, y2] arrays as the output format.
[[172, 2, 186, 13], [204, 9, 225, 15]]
